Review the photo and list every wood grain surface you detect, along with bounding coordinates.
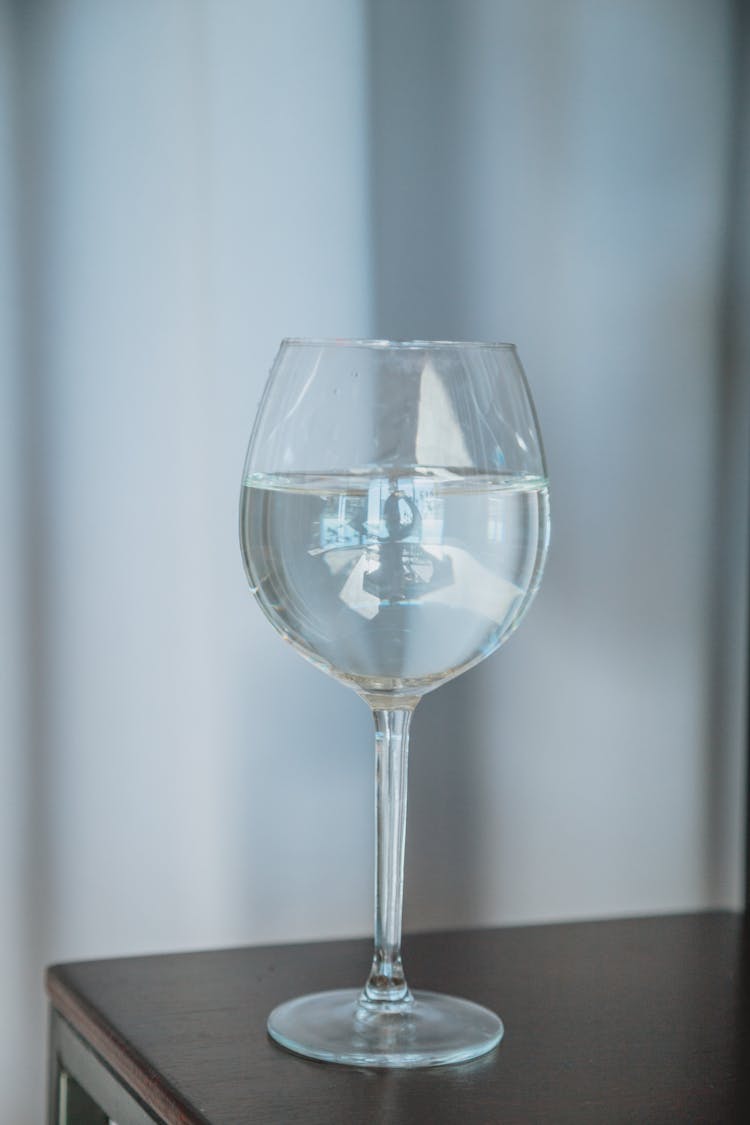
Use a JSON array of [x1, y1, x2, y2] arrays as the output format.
[[47, 913, 750, 1124]]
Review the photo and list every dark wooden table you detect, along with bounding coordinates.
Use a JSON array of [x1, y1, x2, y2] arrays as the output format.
[[46, 912, 749, 1124]]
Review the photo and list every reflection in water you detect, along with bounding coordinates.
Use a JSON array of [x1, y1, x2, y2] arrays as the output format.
[[363, 483, 454, 603], [240, 466, 550, 688]]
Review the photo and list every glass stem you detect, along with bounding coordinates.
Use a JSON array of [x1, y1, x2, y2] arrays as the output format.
[[362, 707, 414, 1006]]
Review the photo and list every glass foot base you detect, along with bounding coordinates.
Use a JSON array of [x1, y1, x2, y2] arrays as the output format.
[[267, 989, 503, 1068]]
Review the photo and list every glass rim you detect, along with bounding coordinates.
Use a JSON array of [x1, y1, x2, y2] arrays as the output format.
[[281, 337, 518, 352]]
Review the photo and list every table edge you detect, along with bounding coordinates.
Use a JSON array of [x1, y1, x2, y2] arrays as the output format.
[[47, 973, 211, 1125]]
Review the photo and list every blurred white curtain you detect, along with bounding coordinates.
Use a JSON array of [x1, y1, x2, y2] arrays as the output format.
[[1, 1, 747, 1121], [369, 0, 746, 925], [3, 2, 374, 1121]]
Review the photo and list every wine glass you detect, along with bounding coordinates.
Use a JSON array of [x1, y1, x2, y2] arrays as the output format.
[[240, 339, 549, 1067]]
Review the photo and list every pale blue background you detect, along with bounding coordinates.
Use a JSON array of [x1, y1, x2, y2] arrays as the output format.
[[1, 2, 748, 1120]]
